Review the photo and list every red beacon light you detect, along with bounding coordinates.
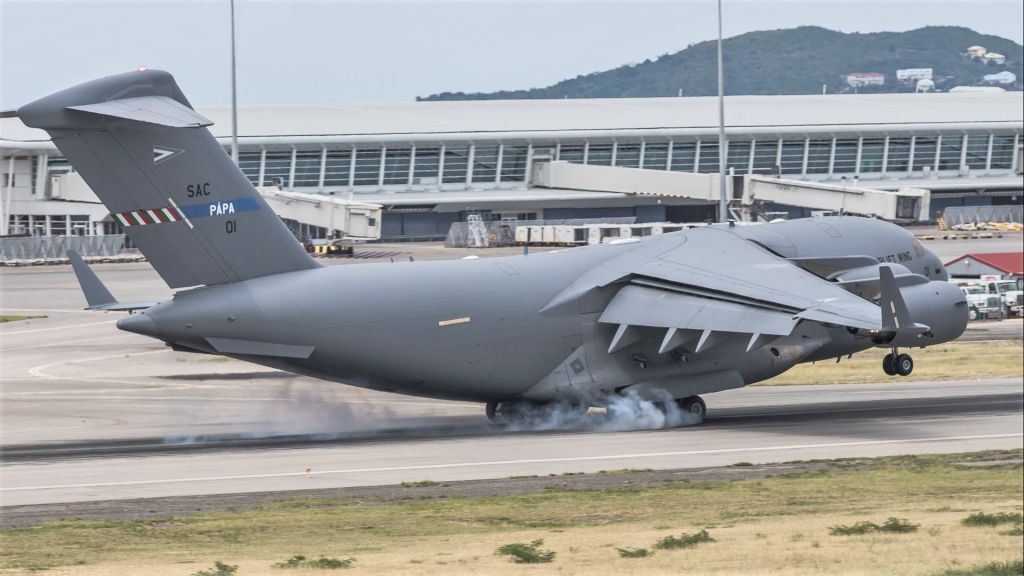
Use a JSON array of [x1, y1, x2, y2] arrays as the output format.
[[137, 66, 148, 73]]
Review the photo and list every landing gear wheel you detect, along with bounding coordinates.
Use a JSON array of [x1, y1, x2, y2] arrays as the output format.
[[882, 353, 898, 376], [895, 353, 914, 376], [678, 396, 707, 425], [485, 400, 528, 425]]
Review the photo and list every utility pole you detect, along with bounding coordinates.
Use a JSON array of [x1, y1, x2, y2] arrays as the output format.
[[716, 0, 728, 223], [230, 0, 239, 165]]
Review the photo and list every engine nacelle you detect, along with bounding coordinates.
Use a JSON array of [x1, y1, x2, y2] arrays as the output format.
[[884, 280, 968, 348]]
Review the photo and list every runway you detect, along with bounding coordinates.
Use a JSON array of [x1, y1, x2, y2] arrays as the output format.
[[1, 378, 1021, 506], [1, 257, 1022, 509]]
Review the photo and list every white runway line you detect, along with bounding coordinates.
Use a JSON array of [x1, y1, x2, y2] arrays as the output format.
[[1, 319, 116, 336], [4, 433, 1020, 494]]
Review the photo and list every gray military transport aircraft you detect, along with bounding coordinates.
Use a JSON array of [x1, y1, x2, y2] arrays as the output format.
[[14, 70, 968, 426]]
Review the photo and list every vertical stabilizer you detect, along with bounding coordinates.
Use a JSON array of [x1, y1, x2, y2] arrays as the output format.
[[18, 69, 319, 288]]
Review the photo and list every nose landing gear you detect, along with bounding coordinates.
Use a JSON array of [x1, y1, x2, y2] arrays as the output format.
[[882, 348, 914, 377]]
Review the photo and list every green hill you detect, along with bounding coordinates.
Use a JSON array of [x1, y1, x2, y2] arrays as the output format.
[[419, 26, 1023, 100]]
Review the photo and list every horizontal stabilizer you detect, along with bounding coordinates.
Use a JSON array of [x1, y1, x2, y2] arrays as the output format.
[[206, 337, 315, 359], [68, 95, 212, 128], [67, 250, 156, 312]]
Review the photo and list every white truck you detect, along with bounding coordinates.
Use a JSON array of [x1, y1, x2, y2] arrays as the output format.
[[980, 277, 1024, 317], [957, 284, 1004, 321]]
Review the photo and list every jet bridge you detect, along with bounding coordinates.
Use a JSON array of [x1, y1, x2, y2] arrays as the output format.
[[532, 161, 930, 222], [256, 187, 382, 240]]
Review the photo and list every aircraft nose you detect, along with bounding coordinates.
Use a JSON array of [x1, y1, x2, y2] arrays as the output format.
[[116, 312, 160, 338]]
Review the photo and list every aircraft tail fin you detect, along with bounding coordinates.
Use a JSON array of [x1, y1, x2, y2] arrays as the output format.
[[879, 264, 929, 334], [18, 69, 319, 288]]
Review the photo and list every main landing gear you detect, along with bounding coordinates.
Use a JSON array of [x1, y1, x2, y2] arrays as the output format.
[[676, 396, 707, 424], [882, 348, 914, 377]]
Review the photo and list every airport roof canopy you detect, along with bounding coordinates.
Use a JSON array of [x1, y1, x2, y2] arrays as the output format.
[[3, 91, 1022, 147]]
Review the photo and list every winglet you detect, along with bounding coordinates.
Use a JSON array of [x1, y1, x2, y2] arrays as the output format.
[[67, 250, 116, 309], [879, 264, 929, 334]]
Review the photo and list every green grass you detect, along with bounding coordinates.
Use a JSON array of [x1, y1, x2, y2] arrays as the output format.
[[494, 539, 555, 564], [0, 450, 1019, 575], [938, 559, 1024, 576], [653, 530, 715, 550], [0, 314, 45, 323], [962, 512, 1024, 527], [830, 517, 920, 535]]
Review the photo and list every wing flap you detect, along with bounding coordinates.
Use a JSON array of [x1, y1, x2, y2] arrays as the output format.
[[599, 285, 798, 336]]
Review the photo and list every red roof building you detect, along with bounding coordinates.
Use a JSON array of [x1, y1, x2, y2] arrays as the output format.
[[945, 252, 1024, 278]]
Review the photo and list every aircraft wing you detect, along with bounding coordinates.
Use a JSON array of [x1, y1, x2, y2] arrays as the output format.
[[542, 228, 888, 353]]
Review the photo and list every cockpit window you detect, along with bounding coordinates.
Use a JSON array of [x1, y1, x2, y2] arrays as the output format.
[[911, 239, 927, 258]]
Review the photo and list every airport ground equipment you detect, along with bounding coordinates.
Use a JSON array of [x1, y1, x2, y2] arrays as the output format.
[[16, 70, 969, 427]]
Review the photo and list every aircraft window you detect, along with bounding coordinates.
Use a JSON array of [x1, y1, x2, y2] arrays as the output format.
[[886, 138, 911, 172], [965, 134, 989, 169], [472, 145, 499, 182], [726, 141, 752, 173], [833, 139, 858, 173], [912, 136, 937, 171], [752, 139, 779, 173], [587, 144, 613, 166], [323, 150, 352, 187], [352, 149, 382, 186], [938, 136, 963, 170], [815, 222, 842, 238], [642, 143, 669, 170], [500, 145, 530, 182], [911, 239, 927, 257], [697, 141, 719, 173], [442, 146, 469, 184], [805, 139, 832, 174], [859, 138, 884, 173], [779, 140, 805, 174], [990, 134, 1017, 169], [669, 141, 697, 172]]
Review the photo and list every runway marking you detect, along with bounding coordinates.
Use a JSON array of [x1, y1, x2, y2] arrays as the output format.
[[3, 433, 1020, 493], [27, 349, 169, 381], [0, 307, 95, 315], [1, 333, 128, 352], [1, 320, 116, 335]]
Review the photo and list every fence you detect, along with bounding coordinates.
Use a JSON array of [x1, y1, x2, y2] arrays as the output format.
[[942, 205, 1023, 227], [0, 234, 126, 262], [445, 217, 637, 248]]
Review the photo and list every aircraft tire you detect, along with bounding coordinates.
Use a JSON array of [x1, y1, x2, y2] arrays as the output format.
[[678, 396, 707, 424], [882, 353, 898, 376], [895, 354, 914, 376]]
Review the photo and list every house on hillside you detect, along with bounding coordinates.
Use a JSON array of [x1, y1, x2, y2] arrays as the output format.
[[845, 72, 885, 87], [897, 68, 933, 82], [983, 52, 1007, 65], [965, 45, 987, 58], [983, 71, 1017, 85]]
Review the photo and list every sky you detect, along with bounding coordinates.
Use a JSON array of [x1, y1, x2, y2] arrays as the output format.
[[1, 0, 1022, 108]]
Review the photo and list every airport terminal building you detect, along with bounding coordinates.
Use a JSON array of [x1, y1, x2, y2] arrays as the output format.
[[2, 90, 1022, 240]]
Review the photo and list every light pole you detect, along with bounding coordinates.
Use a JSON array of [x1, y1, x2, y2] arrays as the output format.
[[716, 0, 728, 223], [230, 0, 239, 165]]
